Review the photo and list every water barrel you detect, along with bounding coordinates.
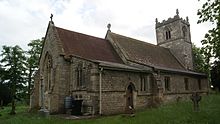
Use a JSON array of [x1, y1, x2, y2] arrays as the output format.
[[64, 96, 73, 109]]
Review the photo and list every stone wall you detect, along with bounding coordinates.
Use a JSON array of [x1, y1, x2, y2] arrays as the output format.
[[160, 73, 208, 93], [135, 95, 150, 108], [156, 15, 193, 70], [32, 22, 209, 115], [159, 72, 208, 103], [101, 70, 142, 91], [38, 22, 71, 114], [68, 61, 147, 115], [70, 57, 98, 91], [101, 69, 148, 114], [56, 59, 70, 113], [69, 57, 100, 115], [100, 69, 208, 114], [101, 91, 126, 114], [30, 71, 40, 110], [160, 40, 193, 70]]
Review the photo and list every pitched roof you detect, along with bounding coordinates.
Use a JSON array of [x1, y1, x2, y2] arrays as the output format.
[[95, 60, 151, 72], [55, 27, 123, 63], [108, 32, 185, 70]]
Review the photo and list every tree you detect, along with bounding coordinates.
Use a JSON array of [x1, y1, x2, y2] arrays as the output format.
[[0, 65, 12, 107], [192, 44, 207, 73], [198, 0, 220, 90], [0, 65, 4, 84], [26, 39, 43, 103], [197, 0, 220, 62], [0, 83, 12, 106], [0, 45, 26, 114], [211, 61, 220, 91]]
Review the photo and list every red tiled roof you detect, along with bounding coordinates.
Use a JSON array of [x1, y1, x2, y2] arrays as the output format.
[[109, 32, 185, 70], [55, 27, 123, 63]]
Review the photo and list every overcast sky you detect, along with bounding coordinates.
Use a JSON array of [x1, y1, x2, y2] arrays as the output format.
[[0, 0, 213, 52]]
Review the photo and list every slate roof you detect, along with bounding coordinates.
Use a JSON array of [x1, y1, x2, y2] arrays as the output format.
[[95, 60, 151, 72], [108, 32, 185, 70], [55, 25, 186, 71], [55, 27, 123, 63]]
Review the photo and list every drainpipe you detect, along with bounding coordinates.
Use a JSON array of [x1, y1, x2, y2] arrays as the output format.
[[99, 67, 103, 115]]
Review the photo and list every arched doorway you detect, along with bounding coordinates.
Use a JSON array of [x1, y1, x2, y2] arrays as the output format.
[[125, 83, 135, 113]]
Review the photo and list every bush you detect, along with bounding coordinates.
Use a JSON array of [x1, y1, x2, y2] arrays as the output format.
[[0, 84, 12, 106]]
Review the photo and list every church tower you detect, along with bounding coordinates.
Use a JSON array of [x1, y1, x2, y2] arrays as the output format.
[[155, 9, 193, 70]]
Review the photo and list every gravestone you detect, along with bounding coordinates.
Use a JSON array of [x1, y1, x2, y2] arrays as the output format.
[[190, 92, 201, 112]]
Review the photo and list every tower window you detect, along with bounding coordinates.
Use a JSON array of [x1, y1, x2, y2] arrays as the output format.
[[165, 29, 171, 40], [182, 26, 187, 38], [166, 31, 168, 40]]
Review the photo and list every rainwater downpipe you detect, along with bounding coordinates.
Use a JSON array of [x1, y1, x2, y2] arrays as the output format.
[[99, 67, 103, 115]]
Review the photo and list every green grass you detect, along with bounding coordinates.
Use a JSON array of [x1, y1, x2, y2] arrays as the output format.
[[1, 94, 220, 124]]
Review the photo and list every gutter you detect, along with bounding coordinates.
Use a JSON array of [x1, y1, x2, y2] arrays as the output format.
[[128, 59, 207, 77], [99, 67, 103, 115]]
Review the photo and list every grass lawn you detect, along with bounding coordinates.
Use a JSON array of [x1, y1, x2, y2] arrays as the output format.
[[0, 93, 220, 124]]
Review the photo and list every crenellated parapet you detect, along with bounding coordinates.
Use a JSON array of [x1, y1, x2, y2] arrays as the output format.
[[156, 9, 190, 28], [155, 9, 194, 70]]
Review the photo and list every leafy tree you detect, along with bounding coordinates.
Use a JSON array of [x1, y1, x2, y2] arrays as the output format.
[[198, 0, 220, 90], [0, 66, 11, 107], [0, 65, 4, 84], [197, 0, 220, 62], [211, 61, 220, 91], [0, 83, 12, 106], [0, 45, 26, 115], [26, 38, 43, 103], [192, 44, 208, 73]]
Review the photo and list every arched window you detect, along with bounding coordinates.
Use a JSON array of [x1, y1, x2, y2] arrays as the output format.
[[182, 26, 187, 38], [47, 54, 52, 90], [166, 31, 169, 40], [140, 75, 149, 92], [43, 52, 53, 91], [76, 63, 85, 88], [164, 76, 171, 91], [165, 27, 171, 40]]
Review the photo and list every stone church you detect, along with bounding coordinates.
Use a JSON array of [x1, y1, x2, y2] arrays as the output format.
[[30, 10, 208, 115]]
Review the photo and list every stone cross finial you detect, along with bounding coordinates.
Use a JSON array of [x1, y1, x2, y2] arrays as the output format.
[[155, 18, 158, 23], [176, 9, 179, 15], [107, 23, 111, 31], [186, 16, 189, 22], [50, 13, 53, 22]]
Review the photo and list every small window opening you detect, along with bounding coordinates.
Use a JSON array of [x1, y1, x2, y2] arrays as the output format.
[[165, 76, 171, 91], [184, 78, 189, 90], [165, 30, 171, 40]]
